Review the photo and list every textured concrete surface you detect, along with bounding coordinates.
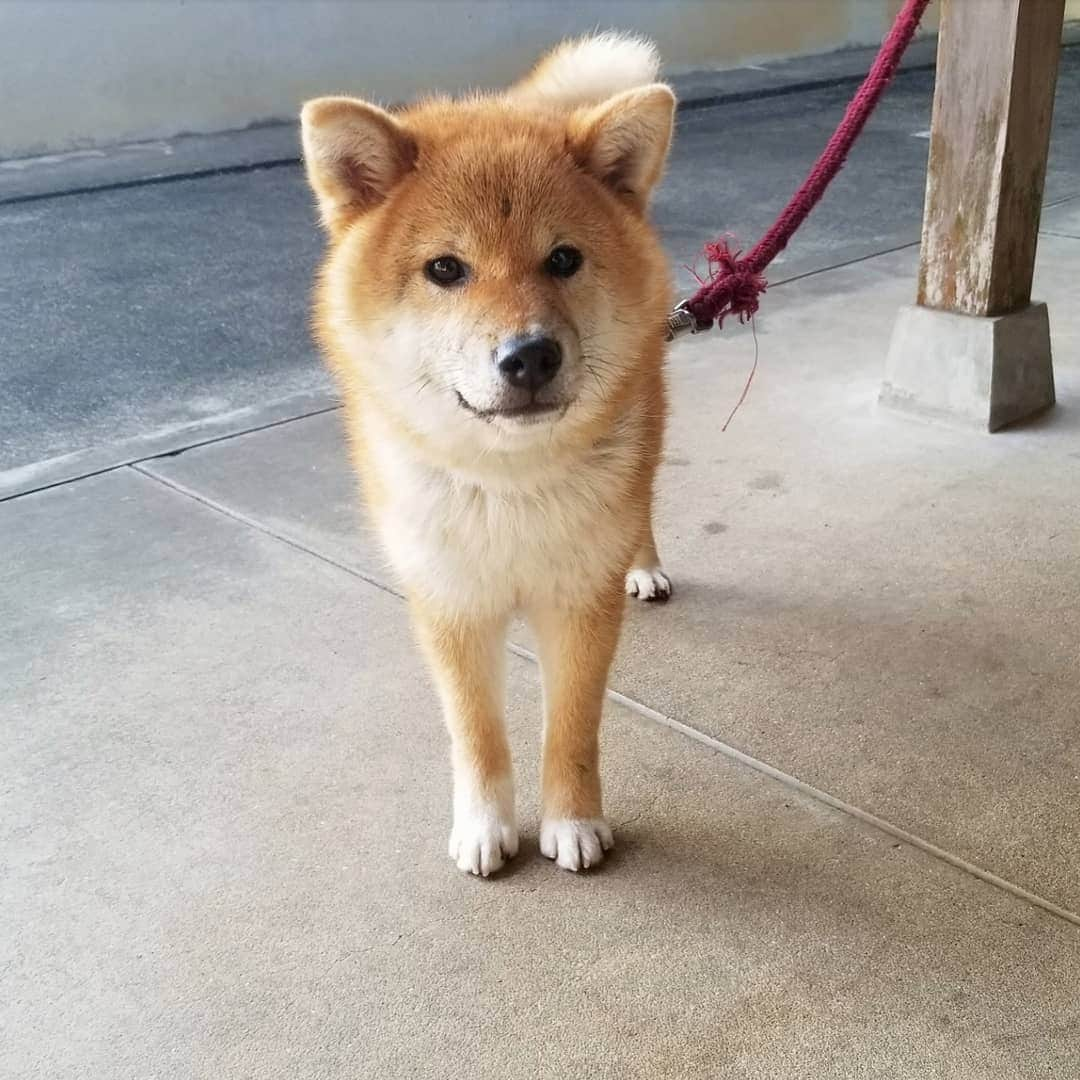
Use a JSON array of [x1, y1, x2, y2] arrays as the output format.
[[138, 412, 385, 579], [0, 168, 327, 474], [142, 237, 1080, 917], [5, 45, 1080, 1080], [4, 469, 1080, 1080]]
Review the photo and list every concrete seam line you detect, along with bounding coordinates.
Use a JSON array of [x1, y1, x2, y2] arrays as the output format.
[[133, 458, 1080, 930], [608, 690, 1080, 927], [675, 63, 937, 116], [127, 461, 403, 603], [1043, 191, 1080, 208], [0, 157, 300, 208], [508, 638, 1080, 929], [769, 239, 920, 287], [0, 402, 341, 505], [137, 404, 342, 462]]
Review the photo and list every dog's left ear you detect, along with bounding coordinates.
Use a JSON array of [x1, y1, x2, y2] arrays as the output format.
[[569, 84, 676, 209], [300, 96, 417, 237]]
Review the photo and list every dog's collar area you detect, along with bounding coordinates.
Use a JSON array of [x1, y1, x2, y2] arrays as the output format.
[[665, 300, 710, 341]]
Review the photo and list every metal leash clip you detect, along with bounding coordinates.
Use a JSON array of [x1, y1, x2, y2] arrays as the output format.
[[665, 299, 710, 342]]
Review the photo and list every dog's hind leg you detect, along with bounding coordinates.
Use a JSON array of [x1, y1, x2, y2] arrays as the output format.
[[625, 517, 672, 602], [413, 605, 518, 877]]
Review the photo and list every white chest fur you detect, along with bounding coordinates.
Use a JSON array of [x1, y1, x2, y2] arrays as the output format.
[[361, 412, 645, 616]]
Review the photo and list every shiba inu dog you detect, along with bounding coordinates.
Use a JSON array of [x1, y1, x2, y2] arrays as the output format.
[[301, 33, 674, 876]]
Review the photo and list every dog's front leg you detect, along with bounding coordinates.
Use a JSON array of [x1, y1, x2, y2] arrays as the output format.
[[529, 582, 623, 871], [413, 605, 517, 877]]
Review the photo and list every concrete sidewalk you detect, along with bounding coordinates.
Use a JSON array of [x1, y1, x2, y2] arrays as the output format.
[[4, 51, 1080, 1080]]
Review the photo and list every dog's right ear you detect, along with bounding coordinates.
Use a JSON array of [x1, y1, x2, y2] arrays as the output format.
[[568, 84, 675, 210], [300, 97, 417, 236]]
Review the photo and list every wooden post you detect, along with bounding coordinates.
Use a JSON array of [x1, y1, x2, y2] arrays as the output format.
[[919, 0, 1065, 316], [882, 0, 1064, 430]]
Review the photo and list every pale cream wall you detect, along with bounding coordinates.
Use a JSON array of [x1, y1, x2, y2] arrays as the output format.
[[0, 0, 1016, 159]]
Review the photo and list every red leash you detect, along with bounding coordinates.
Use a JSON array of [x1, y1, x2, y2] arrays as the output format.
[[667, 0, 933, 338]]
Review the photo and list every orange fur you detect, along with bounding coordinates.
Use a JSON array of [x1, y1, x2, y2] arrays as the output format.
[[301, 35, 675, 875]]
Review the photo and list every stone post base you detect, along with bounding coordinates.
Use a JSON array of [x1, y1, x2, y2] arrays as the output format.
[[880, 303, 1055, 432]]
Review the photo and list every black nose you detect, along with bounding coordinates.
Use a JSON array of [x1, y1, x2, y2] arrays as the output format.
[[497, 335, 562, 391]]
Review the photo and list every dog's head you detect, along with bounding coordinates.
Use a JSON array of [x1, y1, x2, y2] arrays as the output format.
[[302, 34, 674, 462]]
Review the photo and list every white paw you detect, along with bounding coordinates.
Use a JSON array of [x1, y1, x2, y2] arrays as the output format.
[[540, 818, 614, 872], [625, 566, 672, 602], [448, 807, 518, 878]]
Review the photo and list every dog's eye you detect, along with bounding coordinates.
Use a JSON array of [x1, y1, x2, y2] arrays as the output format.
[[544, 246, 583, 279], [425, 256, 467, 286]]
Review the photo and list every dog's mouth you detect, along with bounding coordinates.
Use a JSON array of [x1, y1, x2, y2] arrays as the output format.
[[455, 391, 566, 425]]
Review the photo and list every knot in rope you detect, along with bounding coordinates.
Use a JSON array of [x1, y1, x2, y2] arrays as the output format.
[[687, 240, 769, 330]]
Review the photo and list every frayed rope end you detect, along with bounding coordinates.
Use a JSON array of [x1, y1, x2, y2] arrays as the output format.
[[686, 239, 768, 331]]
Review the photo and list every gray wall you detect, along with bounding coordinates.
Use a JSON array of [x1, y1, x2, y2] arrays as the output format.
[[2, 0, 942, 159]]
